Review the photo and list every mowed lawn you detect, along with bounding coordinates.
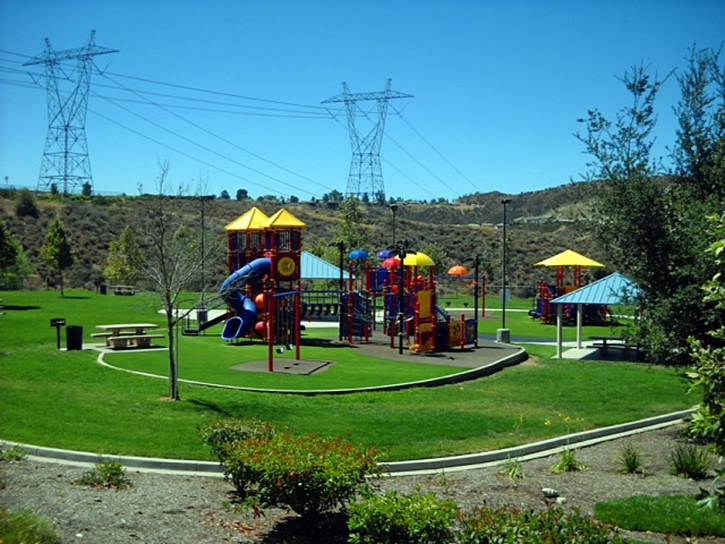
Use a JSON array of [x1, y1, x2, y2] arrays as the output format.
[[0, 290, 694, 462]]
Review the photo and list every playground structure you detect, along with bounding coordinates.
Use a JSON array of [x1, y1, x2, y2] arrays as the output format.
[[200, 206, 484, 370], [339, 249, 481, 354], [531, 249, 607, 325], [221, 207, 305, 370]]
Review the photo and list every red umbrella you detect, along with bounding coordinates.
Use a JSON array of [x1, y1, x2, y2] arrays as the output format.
[[448, 264, 469, 276], [381, 257, 401, 269]]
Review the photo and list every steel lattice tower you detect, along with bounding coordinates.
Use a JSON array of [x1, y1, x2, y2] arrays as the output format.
[[23, 31, 117, 194], [322, 79, 412, 202]]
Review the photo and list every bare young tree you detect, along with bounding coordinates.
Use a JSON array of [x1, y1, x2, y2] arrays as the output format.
[[135, 162, 216, 400]]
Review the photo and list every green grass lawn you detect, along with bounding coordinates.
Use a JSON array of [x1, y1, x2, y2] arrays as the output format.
[[0, 289, 694, 462], [595, 495, 725, 537]]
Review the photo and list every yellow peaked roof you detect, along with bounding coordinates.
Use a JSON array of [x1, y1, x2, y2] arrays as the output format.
[[224, 207, 270, 231], [263, 208, 306, 229], [534, 249, 605, 268]]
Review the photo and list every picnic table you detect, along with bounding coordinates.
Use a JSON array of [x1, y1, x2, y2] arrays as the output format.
[[589, 335, 638, 359], [93, 323, 163, 350]]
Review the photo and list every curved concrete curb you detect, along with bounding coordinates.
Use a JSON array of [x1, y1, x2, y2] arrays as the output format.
[[1, 409, 694, 477], [95, 345, 528, 396]]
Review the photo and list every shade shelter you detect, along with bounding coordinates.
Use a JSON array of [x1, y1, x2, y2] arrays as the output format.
[[534, 249, 605, 293], [300, 251, 351, 280], [550, 273, 642, 357]]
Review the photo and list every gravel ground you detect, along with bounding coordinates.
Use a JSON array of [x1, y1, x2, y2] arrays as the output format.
[[1, 425, 720, 544]]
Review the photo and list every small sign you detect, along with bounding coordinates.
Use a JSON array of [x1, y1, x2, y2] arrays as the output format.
[[50, 318, 66, 327]]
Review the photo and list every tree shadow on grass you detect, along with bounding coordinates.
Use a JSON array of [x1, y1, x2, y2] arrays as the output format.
[[62, 295, 91, 300], [3, 304, 41, 311], [187, 398, 234, 417]]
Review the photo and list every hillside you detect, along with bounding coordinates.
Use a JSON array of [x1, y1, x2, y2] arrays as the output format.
[[0, 182, 614, 297]]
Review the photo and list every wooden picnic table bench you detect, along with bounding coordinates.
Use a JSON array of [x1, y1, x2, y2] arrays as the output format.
[[588, 335, 638, 358], [95, 323, 161, 349], [108, 285, 136, 296], [106, 334, 164, 350]]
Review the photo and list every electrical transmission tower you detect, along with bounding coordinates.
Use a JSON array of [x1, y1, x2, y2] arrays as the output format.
[[23, 31, 117, 194], [322, 79, 412, 202]]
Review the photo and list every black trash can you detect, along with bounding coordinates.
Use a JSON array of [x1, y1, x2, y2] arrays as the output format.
[[100, 284, 107, 295], [197, 310, 208, 326], [66, 325, 83, 351]]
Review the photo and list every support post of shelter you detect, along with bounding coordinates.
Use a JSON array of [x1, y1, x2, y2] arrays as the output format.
[[556, 304, 564, 358], [577, 304, 583, 349]]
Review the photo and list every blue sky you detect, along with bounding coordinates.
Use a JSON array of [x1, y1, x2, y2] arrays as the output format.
[[1, 0, 723, 201]]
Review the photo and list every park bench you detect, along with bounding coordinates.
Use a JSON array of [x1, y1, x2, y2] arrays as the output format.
[[109, 285, 136, 296], [107, 334, 164, 350], [589, 336, 639, 359]]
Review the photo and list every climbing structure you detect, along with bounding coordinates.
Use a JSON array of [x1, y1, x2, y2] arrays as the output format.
[[532, 249, 605, 325]]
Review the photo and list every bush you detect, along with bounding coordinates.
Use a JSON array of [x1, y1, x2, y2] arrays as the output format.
[[0, 508, 61, 544], [74, 459, 132, 490], [348, 490, 458, 544], [670, 443, 710, 480], [198, 417, 276, 462], [458, 507, 627, 544], [14, 189, 39, 218], [222, 430, 380, 518]]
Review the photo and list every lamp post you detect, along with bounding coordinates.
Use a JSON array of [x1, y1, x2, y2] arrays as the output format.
[[498, 199, 512, 343], [328, 240, 345, 341], [389, 202, 398, 246]]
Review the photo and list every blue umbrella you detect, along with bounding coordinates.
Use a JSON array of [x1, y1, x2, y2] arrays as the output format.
[[348, 249, 369, 260], [376, 249, 394, 259]]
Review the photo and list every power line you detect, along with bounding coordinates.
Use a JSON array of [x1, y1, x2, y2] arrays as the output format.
[[100, 72, 335, 193], [391, 102, 480, 194], [89, 107, 317, 199]]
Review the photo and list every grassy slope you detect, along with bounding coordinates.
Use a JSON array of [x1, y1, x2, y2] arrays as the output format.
[[0, 290, 693, 461]]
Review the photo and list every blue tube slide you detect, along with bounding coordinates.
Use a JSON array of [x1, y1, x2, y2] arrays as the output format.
[[220, 257, 271, 340]]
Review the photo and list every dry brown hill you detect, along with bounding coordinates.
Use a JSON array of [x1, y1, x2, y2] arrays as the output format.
[[1, 182, 614, 296]]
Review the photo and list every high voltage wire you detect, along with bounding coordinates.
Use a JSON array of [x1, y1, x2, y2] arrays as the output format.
[[2, 45, 476, 200], [99, 72, 334, 193], [390, 102, 480, 194], [96, 93, 322, 198]]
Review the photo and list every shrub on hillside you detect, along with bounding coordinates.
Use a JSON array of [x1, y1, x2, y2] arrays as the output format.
[[14, 189, 39, 218]]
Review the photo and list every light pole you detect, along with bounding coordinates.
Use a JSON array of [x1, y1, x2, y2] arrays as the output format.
[[498, 199, 512, 343], [328, 240, 345, 341], [389, 202, 398, 246]]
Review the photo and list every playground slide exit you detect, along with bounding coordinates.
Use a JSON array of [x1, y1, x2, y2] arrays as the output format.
[[219, 257, 270, 340]]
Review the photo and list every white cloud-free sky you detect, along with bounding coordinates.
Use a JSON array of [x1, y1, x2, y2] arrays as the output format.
[[1, 0, 723, 200]]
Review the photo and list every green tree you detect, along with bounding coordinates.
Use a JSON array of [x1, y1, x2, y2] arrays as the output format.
[[104, 226, 145, 286], [687, 213, 725, 510], [235, 188, 248, 201], [576, 50, 724, 365], [0, 220, 31, 289], [14, 188, 39, 218], [333, 196, 369, 251], [81, 182, 93, 197], [0, 220, 18, 271], [40, 218, 74, 297], [220, 189, 230, 200]]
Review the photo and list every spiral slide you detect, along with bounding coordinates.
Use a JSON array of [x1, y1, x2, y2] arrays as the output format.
[[219, 257, 271, 340]]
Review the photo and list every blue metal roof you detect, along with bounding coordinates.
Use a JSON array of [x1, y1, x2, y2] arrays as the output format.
[[551, 273, 642, 305], [301, 251, 351, 280]]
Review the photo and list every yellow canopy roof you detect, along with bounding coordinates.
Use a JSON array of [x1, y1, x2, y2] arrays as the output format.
[[403, 252, 434, 267], [534, 249, 604, 268], [224, 207, 269, 231], [263, 208, 307, 229]]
